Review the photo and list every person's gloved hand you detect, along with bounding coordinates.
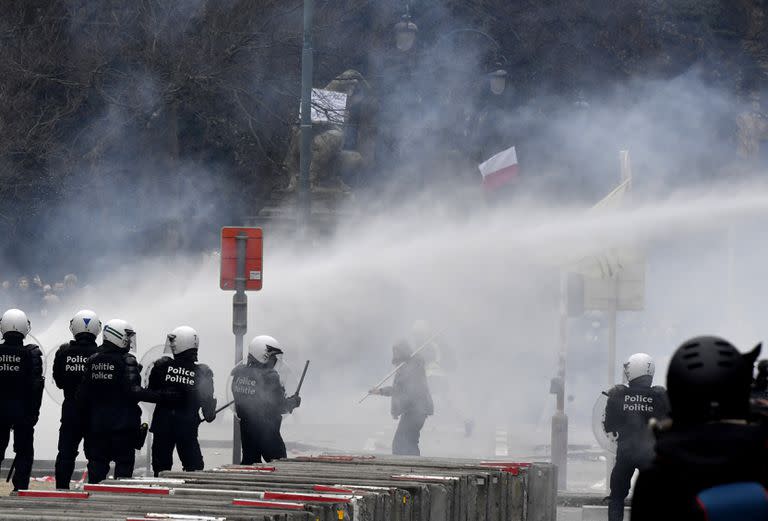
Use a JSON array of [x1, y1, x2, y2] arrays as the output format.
[[368, 388, 382, 396], [286, 394, 301, 412], [392, 414, 399, 420], [203, 398, 218, 423]]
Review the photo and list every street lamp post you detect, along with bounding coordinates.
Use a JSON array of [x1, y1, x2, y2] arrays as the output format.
[[395, 4, 417, 52], [488, 64, 508, 96], [394, 5, 508, 95], [298, 0, 314, 232], [433, 28, 508, 95]]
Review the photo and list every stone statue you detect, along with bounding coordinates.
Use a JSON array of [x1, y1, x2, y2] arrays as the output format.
[[283, 70, 377, 196]]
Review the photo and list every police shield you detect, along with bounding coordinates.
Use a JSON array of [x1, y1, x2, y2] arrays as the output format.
[[36, 336, 74, 406], [139, 344, 167, 413], [139, 344, 168, 386], [43, 350, 63, 405], [275, 357, 297, 391], [224, 361, 244, 413], [592, 391, 618, 454]]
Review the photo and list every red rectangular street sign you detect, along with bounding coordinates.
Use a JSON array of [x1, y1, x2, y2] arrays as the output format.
[[220, 227, 263, 291]]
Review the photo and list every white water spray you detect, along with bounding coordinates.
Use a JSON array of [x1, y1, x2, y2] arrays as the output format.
[[30, 184, 768, 459]]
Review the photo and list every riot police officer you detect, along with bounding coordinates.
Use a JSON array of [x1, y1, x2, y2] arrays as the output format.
[[231, 335, 300, 464], [0, 309, 43, 492], [78, 319, 174, 483], [148, 326, 216, 475], [603, 353, 669, 521], [52, 310, 101, 489]]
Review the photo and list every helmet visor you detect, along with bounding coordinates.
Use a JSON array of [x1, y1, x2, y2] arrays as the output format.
[[164, 333, 175, 354], [126, 329, 137, 352]]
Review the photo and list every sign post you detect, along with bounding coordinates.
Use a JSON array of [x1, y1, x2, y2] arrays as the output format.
[[232, 233, 247, 463], [220, 227, 263, 464]]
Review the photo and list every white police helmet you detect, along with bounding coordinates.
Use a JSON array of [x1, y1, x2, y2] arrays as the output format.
[[165, 326, 199, 355], [69, 309, 102, 338], [247, 335, 283, 364], [0, 309, 30, 338], [103, 319, 136, 351], [623, 353, 655, 382]]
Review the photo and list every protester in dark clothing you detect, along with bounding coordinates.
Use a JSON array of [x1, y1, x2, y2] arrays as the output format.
[[603, 353, 669, 521], [370, 340, 434, 456], [632, 422, 767, 520], [52, 310, 101, 489], [78, 319, 175, 483], [231, 335, 300, 464], [631, 336, 767, 521], [0, 309, 43, 492], [148, 326, 216, 476]]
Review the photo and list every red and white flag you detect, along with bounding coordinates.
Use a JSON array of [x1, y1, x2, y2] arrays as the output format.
[[478, 146, 519, 190]]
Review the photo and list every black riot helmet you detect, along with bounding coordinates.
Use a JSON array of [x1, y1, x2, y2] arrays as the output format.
[[667, 336, 761, 425]]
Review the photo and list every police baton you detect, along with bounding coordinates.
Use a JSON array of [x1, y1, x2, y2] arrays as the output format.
[[198, 400, 236, 425], [214, 400, 235, 415], [293, 360, 310, 397]]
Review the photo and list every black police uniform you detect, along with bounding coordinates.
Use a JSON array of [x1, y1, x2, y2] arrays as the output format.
[[379, 354, 434, 456], [52, 334, 99, 489], [603, 376, 669, 521], [77, 341, 169, 483], [148, 350, 216, 475], [231, 362, 297, 464], [0, 332, 43, 491]]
